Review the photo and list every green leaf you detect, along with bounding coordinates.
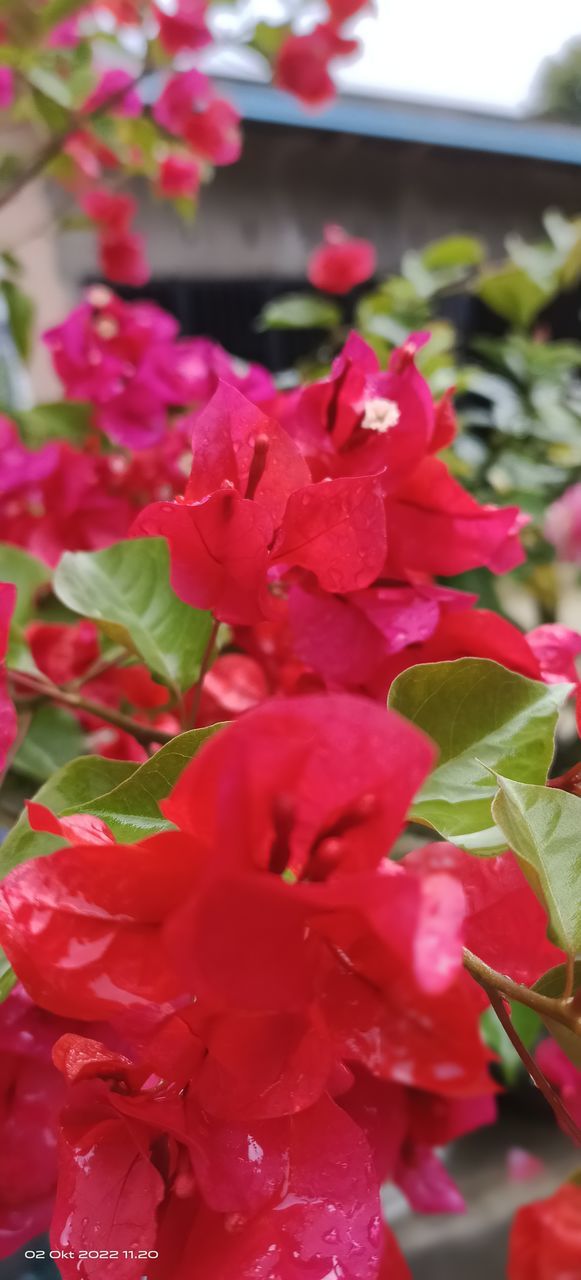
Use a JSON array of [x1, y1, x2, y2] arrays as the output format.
[[475, 264, 552, 329], [0, 756, 136, 877], [0, 279, 34, 360], [492, 778, 581, 956], [12, 704, 86, 784], [27, 65, 72, 109], [534, 961, 581, 1069], [0, 544, 51, 669], [250, 20, 291, 61], [481, 1002, 541, 1084], [257, 294, 342, 331], [54, 538, 214, 693], [67, 724, 221, 842], [12, 400, 91, 447], [421, 234, 485, 272], [388, 659, 569, 855], [0, 544, 50, 629], [0, 950, 16, 1003]]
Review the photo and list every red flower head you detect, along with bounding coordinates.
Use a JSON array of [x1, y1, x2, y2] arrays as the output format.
[[508, 1182, 581, 1280], [275, 24, 358, 109], [154, 0, 211, 55], [133, 382, 386, 624], [308, 223, 377, 293], [158, 153, 201, 199], [0, 581, 17, 776]]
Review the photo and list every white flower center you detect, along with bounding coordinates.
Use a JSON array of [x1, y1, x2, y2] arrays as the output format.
[[361, 397, 400, 434]]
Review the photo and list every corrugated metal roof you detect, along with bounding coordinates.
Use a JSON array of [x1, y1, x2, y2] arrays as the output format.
[[218, 79, 581, 166]]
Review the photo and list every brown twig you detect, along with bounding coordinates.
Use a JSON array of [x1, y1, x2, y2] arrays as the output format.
[[463, 948, 581, 1034], [10, 671, 173, 748], [480, 979, 581, 1147]]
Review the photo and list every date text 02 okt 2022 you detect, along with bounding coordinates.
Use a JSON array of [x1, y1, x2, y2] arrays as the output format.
[[25, 1249, 160, 1261]]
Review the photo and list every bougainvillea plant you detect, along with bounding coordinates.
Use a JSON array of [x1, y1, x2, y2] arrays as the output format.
[[0, 4, 580, 1279]]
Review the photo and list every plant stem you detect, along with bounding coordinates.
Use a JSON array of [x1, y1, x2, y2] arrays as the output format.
[[480, 979, 581, 1146], [189, 619, 220, 728], [463, 948, 581, 1034], [0, 67, 149, 212], [10, 671, 173, 748]]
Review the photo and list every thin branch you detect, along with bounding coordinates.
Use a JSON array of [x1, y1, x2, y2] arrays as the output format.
[[463, 948, 581, 1034], [188, 619, 220, 728], [481, 979, 581, 1147], [10, 671, 173, 748], [0, 66, 150, 212]]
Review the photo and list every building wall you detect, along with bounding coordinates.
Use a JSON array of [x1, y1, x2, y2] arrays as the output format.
[[56, 122, 581, 286]]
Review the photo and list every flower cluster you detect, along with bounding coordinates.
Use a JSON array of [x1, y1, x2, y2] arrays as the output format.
[[0, 0, 367, 286], [0, 690, 569, 1277]]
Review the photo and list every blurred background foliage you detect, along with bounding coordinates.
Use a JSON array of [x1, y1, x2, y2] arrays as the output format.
[[258, 210, 581, 626]]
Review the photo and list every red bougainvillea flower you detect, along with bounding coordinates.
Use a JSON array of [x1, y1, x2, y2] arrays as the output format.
[[0, 67, 14, 110], [154, 0, 211, 55], [44, 289, 184, 448], [526, 622, 581, 685], [342, 1064, 495, 1216], [99, 228, 149, 286], [153, 70, 241, 167], [0, 828, 200, 1021], [275, 25, 358, 108], [81, 188, 137, 236], [177, 336, 275, 405], [285, 332, 433, 489], [385, 457, 525, 577], [0, 986, 86, 1259], [546, 481, 581, 562], [0, 582, 17, 776], [82, 69, 142, 117], [327, 0, 370, 19], [507, 1182, 581, 1279], [536, 1039, 581, 1129], [404, 843, 564, 987], [158, 153, 201, 198], [308, 223, 377, 293], [50, 1035, 386, 1280], [163, 695, 491, 1097], [0, 413, 59, 496], [152, 68, 210, 136], [133, 382, 387, 624]]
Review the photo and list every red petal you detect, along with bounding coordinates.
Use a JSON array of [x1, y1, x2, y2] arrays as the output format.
[[132, 492, 273, 624], [272, 475, 386, 592]]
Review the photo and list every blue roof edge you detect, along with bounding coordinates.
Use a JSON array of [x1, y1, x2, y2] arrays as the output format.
[[219, 80, 581, 167]]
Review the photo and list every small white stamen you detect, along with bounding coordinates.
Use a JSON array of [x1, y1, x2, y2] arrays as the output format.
[[361, 397, 400, 434]]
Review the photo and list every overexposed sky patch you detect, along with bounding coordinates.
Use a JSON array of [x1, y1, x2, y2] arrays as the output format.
[[337, 0, 581, 113], [209, 0, 581, 115]]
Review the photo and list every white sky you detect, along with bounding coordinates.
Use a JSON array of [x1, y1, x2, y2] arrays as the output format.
[[336, 0, 581, 113], [210, 0, 581, 115]]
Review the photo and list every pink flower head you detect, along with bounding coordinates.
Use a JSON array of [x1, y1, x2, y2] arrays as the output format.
[[158, 152, 201, 199], [0, 67, 14, 110], [0, 580, 16, 776], [275, 23, 358, 108], [508, 1183, 581, 1280], [546, 481, 581, 562], [152, 68, 210, 137], [308, 223, 377, 293], [154, 0, 211, 55], [185, 96, 242, 167], [82, 68, 141, 118], [133, 382, 387, 624], [44, 291, 183, 448], [176, 337, 275, 406], [99, 229, 150, 286], [81, 188, 136, 235]]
